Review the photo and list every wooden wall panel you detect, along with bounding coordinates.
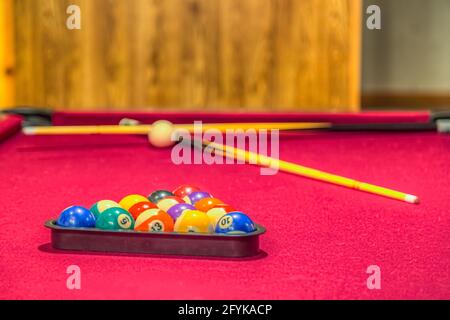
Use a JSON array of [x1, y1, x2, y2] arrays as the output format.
[[0, 0, 15, 108], [12, 0, 361, 111]]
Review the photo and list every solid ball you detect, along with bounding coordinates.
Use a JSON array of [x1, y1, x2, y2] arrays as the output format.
[[172, 185, 200, 198], [148, 120, 176, 148], [215, 212, 256, 234], [174, 210, 213, 234], [184, 191, 212, 205], [156, 196, 185, 212], [148, 190, 174, 204], [128, 201, 157, 220], [119, 194, 149, 211], [134, 208, 174, 232], [90, 200, 121, 219], [206, 204, 236, 229], [95, 207, 135, 230], [57, 206, 95, 228], [167, 203, 196, 220], [195, 197, 224, 212]]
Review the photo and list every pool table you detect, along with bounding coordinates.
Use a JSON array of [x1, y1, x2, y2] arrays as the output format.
[[0, 110, 449, 300]]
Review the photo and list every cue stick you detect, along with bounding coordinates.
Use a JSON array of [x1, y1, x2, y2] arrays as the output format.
[[200, 139, 419, 204], [22, 122, 331, 135]]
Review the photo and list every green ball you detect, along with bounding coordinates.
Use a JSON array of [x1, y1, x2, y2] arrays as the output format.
[[90, 200, 121, 219], [95, 207, 135, 230]]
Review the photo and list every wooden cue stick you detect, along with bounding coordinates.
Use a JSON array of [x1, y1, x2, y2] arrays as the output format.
[[202, 139, 419, 204], [22, 122, 331, 135]]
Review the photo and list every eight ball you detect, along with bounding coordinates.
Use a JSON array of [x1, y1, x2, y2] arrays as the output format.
[[148, 190, 174, 204]]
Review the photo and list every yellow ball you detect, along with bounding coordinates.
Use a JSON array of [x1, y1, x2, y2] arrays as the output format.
[[174, 210, 213, 234], [119, 194, 149, 211], [206, 207, 228, 229], [148, 120, 176, 148]]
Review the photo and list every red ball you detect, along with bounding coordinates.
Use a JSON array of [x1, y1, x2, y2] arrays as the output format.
[[172, 185, 201, 198], [128, 201, 157, 220]]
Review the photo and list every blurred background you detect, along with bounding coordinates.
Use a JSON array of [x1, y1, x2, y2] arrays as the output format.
[[0, 0, 449, 112]]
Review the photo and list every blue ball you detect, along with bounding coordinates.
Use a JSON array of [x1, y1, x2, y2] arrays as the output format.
[[215, 211, 256, 234], [56, 205, 96, 228]]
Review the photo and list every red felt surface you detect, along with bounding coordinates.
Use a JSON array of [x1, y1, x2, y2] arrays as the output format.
[[1, 112, 449, 300]]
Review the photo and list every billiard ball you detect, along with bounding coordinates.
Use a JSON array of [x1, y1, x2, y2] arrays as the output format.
[[184, 191, 212, 205], [95, 207, 135, 230], [195, 197, 224, 212], [119, 194, 149, 211], [90, 200, 121, 219], [215, 212, 256, 234], [156, 196, 185, 212], [128, 201, 157, 220], [172, 185, 200, 198], [206, 204, 235, 229], [148, 120, 176, 148], [134, 208, 174, 232], [167, 203, 195, 220], [148, 190, 174, 204], [57, 206, 95, 228], [174, 210, 213, 233]]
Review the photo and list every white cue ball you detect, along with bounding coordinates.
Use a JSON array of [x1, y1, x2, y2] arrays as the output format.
[[148, 120, 176, 148]]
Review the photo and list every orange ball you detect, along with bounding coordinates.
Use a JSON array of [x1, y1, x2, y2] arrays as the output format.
[[195, 197, 224, 212], [134, 208, 174, 232], [128, 201, 157, 220]]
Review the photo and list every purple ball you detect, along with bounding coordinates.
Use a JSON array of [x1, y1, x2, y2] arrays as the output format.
[[188, 191, 212, 205], [167, 203, 195, 220]]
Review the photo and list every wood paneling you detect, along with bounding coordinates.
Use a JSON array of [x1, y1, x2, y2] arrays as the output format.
[[0, 0, 15, 108], [362, 91, 450, 110], [12, 0, 361, 111]]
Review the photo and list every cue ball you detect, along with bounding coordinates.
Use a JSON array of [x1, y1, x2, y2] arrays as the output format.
[[174, 210, 213, 234], [95, 207, 135, 230], [148, 120, 176, 148], [57, 206, 95, 228], [215, 211, 256, 234]]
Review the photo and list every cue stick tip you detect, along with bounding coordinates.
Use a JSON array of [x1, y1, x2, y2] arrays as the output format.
[[405, 194, 420, 204], [436, 119, 450, 133], [22, 127, 36, 135]]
